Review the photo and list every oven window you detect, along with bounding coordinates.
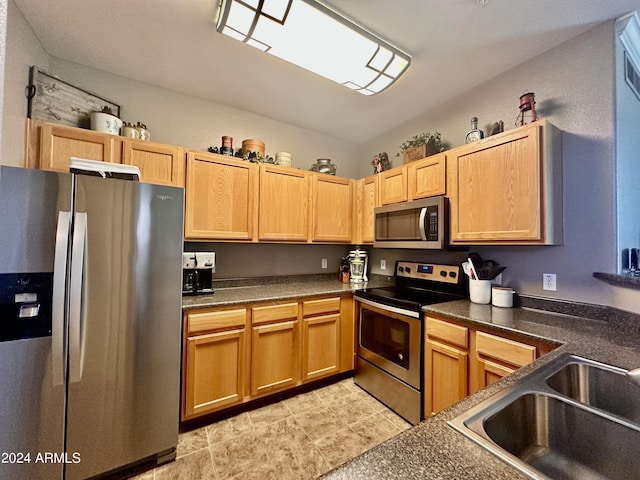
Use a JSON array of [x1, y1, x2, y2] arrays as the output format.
[[360, 308, 410, 369]]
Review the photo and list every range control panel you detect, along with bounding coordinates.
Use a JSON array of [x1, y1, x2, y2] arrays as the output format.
[[395, 261, 460, 284]]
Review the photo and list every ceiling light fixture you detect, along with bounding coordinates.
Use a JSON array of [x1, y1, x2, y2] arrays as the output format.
[[215, 0, 411, 95]]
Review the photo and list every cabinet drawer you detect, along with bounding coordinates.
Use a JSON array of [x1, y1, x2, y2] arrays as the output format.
[[252, 302, 299, 325], [426, 317, 468, 349], [302, 297, 340, 317], [476, 331, 536, 367], [186, 308, 247, 335]]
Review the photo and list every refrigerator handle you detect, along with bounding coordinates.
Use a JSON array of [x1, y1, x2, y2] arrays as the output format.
[[69, 212, 87, 384], [52, 211, 71, 387]]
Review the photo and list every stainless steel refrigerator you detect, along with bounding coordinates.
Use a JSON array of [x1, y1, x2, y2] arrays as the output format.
[[0, 165, 184, 479]]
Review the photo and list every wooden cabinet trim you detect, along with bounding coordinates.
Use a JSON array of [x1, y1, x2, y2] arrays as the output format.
[[379, 166, 408, 205], [302, 297, 341, 317], [251, 302, 299, 325], [186, 308, 247, 335], [407, 153, 446, 201], [475, 330, 537, 367], [426, 317, 468, 349], [40, 122, 115, 171], [122, 139, 185, 187]]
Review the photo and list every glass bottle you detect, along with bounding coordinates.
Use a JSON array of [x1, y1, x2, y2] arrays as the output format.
[[465, 117, 484, 143]]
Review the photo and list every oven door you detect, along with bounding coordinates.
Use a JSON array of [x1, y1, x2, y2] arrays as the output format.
[[355, 298, 422, 389]]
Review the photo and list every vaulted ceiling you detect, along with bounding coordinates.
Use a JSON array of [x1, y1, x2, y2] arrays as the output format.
[[14, 0, 640, 143]]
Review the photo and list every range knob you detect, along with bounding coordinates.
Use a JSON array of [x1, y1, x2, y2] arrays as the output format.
[[440, 270, 447, 277], [449, 271, 457, 278], [399, 267, 405, 272], [405, 267, 411, 273]]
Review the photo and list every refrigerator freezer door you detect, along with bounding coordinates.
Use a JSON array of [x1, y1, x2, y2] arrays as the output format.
[[65, 175, 184, 479], [0, 167, 72, 480]]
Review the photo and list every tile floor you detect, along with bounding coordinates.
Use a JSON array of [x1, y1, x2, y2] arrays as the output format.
[[131, 378, 411, 480]]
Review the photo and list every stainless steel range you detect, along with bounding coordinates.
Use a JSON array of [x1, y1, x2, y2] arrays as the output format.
[[354, 261, 466, 425]]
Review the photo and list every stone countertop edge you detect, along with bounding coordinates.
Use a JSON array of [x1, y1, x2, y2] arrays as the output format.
[[181, 274, 393, 310], [322, 300, 640, 480]]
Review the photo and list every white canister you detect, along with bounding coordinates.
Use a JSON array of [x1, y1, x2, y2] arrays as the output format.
[[90, 111, 122, 135], [275, 151, 292, 167], [492, 287, 514, 308], [469, 279, 492, 304], [121, 124, 140, 139]]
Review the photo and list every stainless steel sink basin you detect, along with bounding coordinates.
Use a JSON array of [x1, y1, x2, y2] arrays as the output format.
[[546, 361, 640, 424], [449, 354, 640, 480]]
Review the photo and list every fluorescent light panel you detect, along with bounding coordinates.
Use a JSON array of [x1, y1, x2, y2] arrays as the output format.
[[216, 0, 411, 95]]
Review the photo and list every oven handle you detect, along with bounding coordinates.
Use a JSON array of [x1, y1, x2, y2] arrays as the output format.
[[355, 297, 420, 319]]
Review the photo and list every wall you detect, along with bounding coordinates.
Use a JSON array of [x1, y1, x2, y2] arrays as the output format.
[[1, 0, 48, 166], [364, 21, 640, 314], [0, 0, 6, 154], [44, 58, 361, 179]]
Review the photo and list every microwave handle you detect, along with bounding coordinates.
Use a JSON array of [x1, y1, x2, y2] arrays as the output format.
[[419, 207, 428, 241]]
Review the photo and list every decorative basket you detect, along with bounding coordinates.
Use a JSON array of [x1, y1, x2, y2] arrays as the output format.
[[402, 144, 427, 164]]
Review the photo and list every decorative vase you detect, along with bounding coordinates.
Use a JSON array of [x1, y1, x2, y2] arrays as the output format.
[[310, 158, 337, 175]]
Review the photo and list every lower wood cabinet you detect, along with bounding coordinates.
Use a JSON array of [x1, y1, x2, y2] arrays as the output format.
[[182, 294, 352, 421], [182, 308, 249, 420], [473, 330, 537, 392], [424, 317, 469, 417], [251, 302, 300, 396], [301, 297, 341, 381], [424, 315, 555, 418]]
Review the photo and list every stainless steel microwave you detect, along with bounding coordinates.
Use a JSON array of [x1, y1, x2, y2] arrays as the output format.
[[374, 196, 448, 249]]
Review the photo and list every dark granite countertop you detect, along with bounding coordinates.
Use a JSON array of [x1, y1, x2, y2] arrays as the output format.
[[323, 299, 640, 480], [182, 274, 393, 310]]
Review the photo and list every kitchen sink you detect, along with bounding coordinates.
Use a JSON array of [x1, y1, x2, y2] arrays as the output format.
[[546, 361, 640, 424], [449, 354, 640, 480]]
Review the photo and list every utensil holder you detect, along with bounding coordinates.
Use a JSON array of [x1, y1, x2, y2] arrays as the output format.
[[469, 279, 492, 304]]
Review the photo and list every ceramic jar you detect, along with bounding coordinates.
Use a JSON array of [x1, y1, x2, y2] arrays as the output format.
[[275, 152, 291, 167], [90, 107, 122, 135], [121, 122, 140, 139], [242, 139, 265, 156]]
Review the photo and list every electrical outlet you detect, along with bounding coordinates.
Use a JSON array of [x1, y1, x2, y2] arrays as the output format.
[[543, 273, 557, 291], [321, 258, 328, 269], [380, 259, 386, 270]]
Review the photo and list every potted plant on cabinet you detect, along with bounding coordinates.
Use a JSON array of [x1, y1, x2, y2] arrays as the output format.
[[397, 131, 444, 164]]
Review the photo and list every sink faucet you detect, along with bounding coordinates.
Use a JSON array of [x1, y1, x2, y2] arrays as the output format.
[[626, 368, 640, 386]]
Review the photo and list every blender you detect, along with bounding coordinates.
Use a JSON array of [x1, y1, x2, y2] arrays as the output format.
[[348, 248, 368, 283]]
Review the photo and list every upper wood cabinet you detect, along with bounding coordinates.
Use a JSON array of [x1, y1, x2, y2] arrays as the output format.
[[379, 166, 408, 205], [258, 164, 309, 241], [27, 119, 186, 187], [447, 120, 562, 245], [354, 175, 379, 244], [184, 151, 258, 241], [310, 174, 353, 243], [37, 121, 115, 172], [407, 153, 446, 200], [122, 139, 185, 187]]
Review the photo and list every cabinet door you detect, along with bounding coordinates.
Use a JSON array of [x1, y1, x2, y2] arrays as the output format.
[[379, 166, 407, 205], [122, 139, 185, 187], [40, 123, 114, 172], [258, 164, 309, 241], [302, 313, 340, 381], [184, 328, 246, 419], [355, 175, 378, 244], [407, 153, 446, 200], [425, 339, 468, 417], [184, 151, 258, 240], [476, 358, 515, 388], [251, 320, 300, 395], [310, 174, 353, 242], [448, 121, 561, 244]]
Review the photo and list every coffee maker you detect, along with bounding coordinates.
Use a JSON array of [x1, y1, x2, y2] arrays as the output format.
[[182, 252, 215, 295], [348, 248, 368, 283]]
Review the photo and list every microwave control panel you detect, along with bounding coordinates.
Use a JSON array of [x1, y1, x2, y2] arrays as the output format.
[[395, 261, 460, 284], [425, 205, 439, 241]]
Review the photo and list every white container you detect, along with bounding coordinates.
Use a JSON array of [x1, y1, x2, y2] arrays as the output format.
[[469, 279, 491, 304], [90, 111, 122, 135], [275, 151, 291, 167], [492, 286, 514, 308]]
